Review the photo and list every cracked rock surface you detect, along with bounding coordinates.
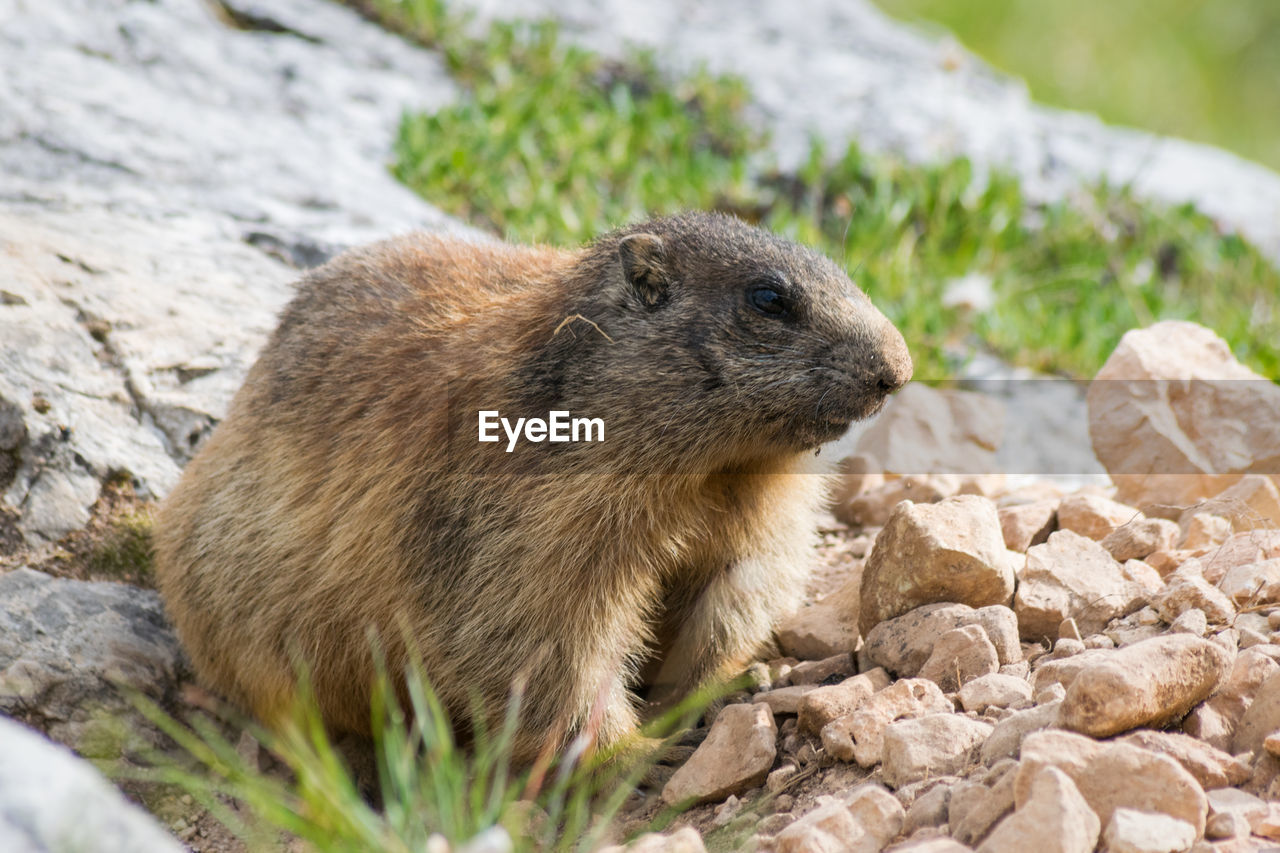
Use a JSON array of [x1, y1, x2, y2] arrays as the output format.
[[1, 0, 471, 543]]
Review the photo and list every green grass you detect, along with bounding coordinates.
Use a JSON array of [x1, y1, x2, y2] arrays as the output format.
[[872, 0, 1280, 173], [368, 0, 1280, 379], [125, 664, 710, 852]]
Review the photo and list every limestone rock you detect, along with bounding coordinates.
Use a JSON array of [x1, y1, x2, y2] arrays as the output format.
[[1013, 530, 1145, 640], [861, 603, 1020, 677], [1152, 559, 1237, 625], [0, 716, 183, 853], [1101, 808, 1196, 853], [1206, 789, 1270, 837], [959, 673, 1033, 714], [622, 828, 706, 853], [916, 624, 1000, 693], [1183, 513, 1234, 550], [999, 499, 1058, 552], [1058, 634, 1231, 738], [977, 767, 1098, 853], [1199, 531, 1280, 584], [662, 704, 776, 805], [797, 669, 889, 734], [979, 699, 1061, 764], [1030, 648, 1116, 695], [837, 476, 957, 528], [1184, 649, 1279, 752], [1218, 559, 1280, 608], [1014, 730, 1102, 804], [0, 568, 184, 749], [1056, 493, 1141, 541], [1087, 322, 1280, 508], [949, 760, 1017, 845], [1232, 669, 1280, 757], [1101, 517, 1180, 562], [880, 714, 993, 788], [775, 789, 898, 853], [859, 496, 1015, 636], [1118, 730, 1251, 790], [1072, 743, 1208, 836], [777, 576, 860, 660], [820, 678, 951, 766], [846, 784, 906, 851], [1189, 475, 1280, 529]]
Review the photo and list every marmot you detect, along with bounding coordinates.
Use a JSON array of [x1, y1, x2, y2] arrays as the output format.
[[154, 212, 911, 762]]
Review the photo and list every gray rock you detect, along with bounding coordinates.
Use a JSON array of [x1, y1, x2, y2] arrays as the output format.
[[0, 0, 473, 543], [0, 568, 184, 749], [0, 715, 182, 853]]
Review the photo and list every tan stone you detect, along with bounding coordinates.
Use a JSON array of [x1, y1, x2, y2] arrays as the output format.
[[1086, 321, 1280, 508], [916, 624, 1000, 693], [1030, 648, 1115, 696], [846, 784, 905, 850], [978, 767, 1098, 853], [774, 802, 859, 853], [1014, 530, 1145, 640], [1232, 669, 1280, 756], [859, 496, 1015, 635], [820, 678, 952, 766], [861, 602, 1020, 677], [1184, 648, 1279, 751], [829, 452, 885, 507], [1120, 558, 1164, 595], [837, 475, 958, 527], [980, 699, 1061, 764], [1101, 517, 1180, 562], [1118, 730, 1251, 789], [1188, 474, 1280, 529], [754, 685, 819, 715], [662, 703, 776, 805], [1056, 493, 1140, 540], [881, 714, 993, 788], [999, 500, 1058, 552], [1101, 808, 1196, 853], [777, 575, 860, 660], [624, 828, 706, 853], [796, 669, 889, 735], [959, 673, 1033, 713], [1017, 736, 1208, 836], [950, 760, 1017, 845], [1058, 634, 1231, 737], [1183, 513, 1233, 550], [1218, 559, 1280, 607], [1151, 559, 1236, 625], [1199, 530, 1280, 584]]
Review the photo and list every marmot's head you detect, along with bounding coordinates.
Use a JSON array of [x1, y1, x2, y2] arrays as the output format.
[[554, 212, 912, 458]]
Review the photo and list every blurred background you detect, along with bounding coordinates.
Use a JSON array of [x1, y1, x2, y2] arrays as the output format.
[[875, 0, 1280, 170]]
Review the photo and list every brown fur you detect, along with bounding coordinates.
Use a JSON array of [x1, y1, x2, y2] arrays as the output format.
[[153, 212, 911, 761]]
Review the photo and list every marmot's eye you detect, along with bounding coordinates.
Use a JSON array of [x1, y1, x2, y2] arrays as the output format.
[[750, 287, 791, 317]]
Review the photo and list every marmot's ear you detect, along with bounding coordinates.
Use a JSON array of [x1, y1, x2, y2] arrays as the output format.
[[618, 233, 670, 307]]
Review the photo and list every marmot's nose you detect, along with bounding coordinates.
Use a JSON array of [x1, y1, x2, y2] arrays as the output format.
[[876, 326, 913, 394]]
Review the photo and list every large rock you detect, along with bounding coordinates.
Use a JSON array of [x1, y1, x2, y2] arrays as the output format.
[[1184, 648, 1279, 751], [1117, 730, 1250, 790], [0, 715, 182, 852], [797, 669, 889, 734], [1056, 493, 1139, 541], [0, 568, 184, 750], [0, 0, 468, 543], [776, 575, 860, 660], [861, 603, 1020, 678], [977, 767, 1098, 853], [1232, 669, 1280, 757], [916, 624, 999, 693], [1100, 809, 1196, 853], [880, 714, 993, 789], [1057, 634, 1231, 738], [662, 703, 776, 805], [859, 496, 1015, 636], [1013, 530, 1145, 640], [1016, 735, 1208, 836], [1087, 322, 1280, 508]]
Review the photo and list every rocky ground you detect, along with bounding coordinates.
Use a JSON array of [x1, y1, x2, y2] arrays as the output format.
[[3, 1, 1280, 852]]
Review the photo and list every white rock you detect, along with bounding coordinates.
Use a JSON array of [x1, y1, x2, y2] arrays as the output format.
[[0, 715, 182, 852], [959, 673, 1033, 713], [977, 767, 1098, 853], [1014, 530, 1145, 640], [880, 714, 993, 789], [1101, 808, 1196, 853]]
